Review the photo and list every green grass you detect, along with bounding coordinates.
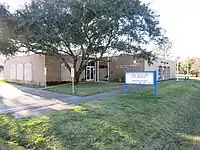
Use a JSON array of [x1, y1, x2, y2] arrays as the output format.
[[0, 79, 5, 83], [45, 82, 123, 96], [0, 138, 26, 150], [1, 80, 200, 149]]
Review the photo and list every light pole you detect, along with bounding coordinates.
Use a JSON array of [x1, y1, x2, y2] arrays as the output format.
[[176, 56, 180, 82]]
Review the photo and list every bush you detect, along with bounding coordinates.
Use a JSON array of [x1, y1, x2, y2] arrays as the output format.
[[110, 75, 124, 82], [47, 81, 70, 86]]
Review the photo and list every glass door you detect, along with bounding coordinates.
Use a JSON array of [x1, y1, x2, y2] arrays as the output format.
[[86, 66, 95, 81]]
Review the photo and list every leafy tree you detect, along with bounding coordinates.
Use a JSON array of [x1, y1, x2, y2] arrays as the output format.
[[0, 4, 18, 56], [188, 58, 195, 71], [155, 36, 173, 59], [189, 59, 200, 77], [178, 61, 187, 74], [179, 58, 198, 75], [1, 0, 163, 82]]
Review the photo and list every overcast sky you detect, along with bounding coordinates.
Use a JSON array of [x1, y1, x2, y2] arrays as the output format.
[[1, 0, 200, 60]]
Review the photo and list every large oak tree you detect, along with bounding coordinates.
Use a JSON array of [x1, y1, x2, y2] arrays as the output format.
[[0, 5, 18, 56], [1, 0, 163, 82]]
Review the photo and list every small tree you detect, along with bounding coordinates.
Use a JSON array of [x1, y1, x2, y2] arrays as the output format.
[[155, 36, 173, 59], [1, 0, 164, 83], [178, 61, 187, 74]]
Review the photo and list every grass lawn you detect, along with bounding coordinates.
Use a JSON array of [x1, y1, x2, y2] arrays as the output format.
[[0, 79, 5, 83], [1, 80, 200, 149], [0, 139, 26, 150], [45, 82, 123, 96]]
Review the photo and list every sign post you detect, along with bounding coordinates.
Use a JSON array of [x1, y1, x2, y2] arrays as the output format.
[[153, 71, 157, 96], [124, 71, 157, 96], [71, 68, 75, 95]]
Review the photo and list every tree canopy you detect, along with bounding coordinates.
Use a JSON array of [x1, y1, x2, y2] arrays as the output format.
[[0, 5, 18, 56], [189, 59, 200, 77], [179, 58, 200, 77], [0, 0, 164, 82]]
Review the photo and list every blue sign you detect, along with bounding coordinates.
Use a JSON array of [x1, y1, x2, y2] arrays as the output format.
[[124, 71, 157, 96]]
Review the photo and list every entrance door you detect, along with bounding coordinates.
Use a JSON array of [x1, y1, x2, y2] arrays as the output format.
[[86, 66, 95, 81]]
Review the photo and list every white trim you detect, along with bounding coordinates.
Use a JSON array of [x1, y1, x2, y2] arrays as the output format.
[[86, 66, 95, 81]]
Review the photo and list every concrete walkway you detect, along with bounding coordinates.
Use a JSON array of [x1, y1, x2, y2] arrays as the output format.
[[0, 83, 124, 118], [12, 84, 81, 101]]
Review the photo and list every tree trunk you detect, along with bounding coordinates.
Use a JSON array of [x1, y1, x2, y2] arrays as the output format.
[[75, 73, 81, 84], [74, 67, 85, 83], [61, 54, 88, 84]]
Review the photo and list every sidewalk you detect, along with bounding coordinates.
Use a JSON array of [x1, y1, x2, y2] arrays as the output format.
[[12, 84, 81, 101], [4, 84, 125, 118]]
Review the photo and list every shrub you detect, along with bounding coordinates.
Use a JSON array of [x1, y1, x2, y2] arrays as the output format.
[[110, 74, 124, 82]]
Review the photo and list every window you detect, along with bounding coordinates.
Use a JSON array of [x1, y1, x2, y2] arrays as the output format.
[[167, 67, 170, 79], [163, 66, 167, 80], [10, 64, 16, 80], [24, 63, 32, 81], [158, 66, 162, 80], [100, 65, 108, 69], [17, 64, 23, 80], [0, 65, 4, 76]]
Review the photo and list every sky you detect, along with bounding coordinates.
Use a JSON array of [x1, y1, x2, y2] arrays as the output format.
[[0, 0, 200, 60]]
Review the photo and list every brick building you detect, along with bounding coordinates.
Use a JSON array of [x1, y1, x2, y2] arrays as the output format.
[[4, 54, 176, 85]]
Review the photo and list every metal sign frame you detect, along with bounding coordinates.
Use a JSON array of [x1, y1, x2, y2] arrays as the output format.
[[124, 71, 157, 96]]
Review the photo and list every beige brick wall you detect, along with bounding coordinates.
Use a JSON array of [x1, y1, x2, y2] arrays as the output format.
[[4, 54, 87, 85], [4, 54, 46, 85], [45, 55, 85, 82], [108, 55, 144, 80], [45, 55, 62, 82], [144, 58, 176, 80]]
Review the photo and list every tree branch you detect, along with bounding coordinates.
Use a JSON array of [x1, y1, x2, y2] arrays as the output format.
[[63, 40, 75, 57]]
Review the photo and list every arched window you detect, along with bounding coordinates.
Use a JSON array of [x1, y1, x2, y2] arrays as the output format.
[[0, 65, 4, 76], [167, 67, 170, 79], [61, 63, 72, 81], [17, 64, 23, 80], [11, 64, 16, 80], [24, 63, 32, 81], [163, 66, 167, 80], [158, 66, 162, 80]]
